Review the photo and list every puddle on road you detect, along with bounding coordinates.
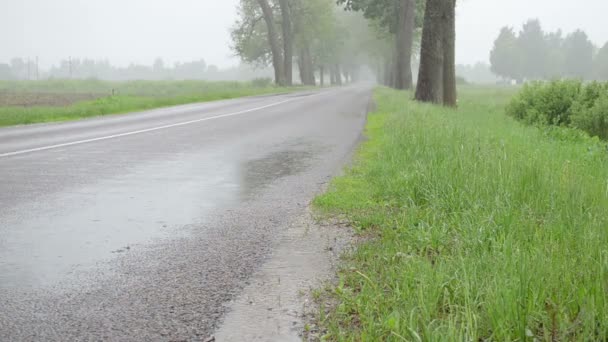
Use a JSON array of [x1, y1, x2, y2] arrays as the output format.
[[0, 153, 239, 289], [0, 145, 322, 290], [241, 150, 314, 199]]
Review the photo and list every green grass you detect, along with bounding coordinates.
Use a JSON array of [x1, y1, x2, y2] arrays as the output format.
[[314, 86, 608, 341], [0, 80, 297, 126]]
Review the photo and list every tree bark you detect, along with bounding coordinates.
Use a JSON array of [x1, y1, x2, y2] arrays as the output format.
[[320, 66, 325, 86], [257, 0, 285, 86], [394, 0, 415, 90], [335, 64, 343, 85], [381, 61, 387, 86], [303, 46, 315, 85], [297, 50, 306, 84], [415, 0, 445, 104], [297, 47, 315, 86], [384, 54, 395, 87], [278, 0, 293, 86], [442, 0, 457, 106]]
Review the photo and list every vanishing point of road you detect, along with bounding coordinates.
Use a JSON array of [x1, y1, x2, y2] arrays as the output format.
[[0, 85, 372, 341]]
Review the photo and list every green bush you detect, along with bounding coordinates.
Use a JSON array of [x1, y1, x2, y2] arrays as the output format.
[[571, 91, 608, 139], [251, 77, 273, 88], [507, 80, 608, 139], [506, 80, 582, 125]]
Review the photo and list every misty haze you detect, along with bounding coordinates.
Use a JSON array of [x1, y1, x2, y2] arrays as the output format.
[[1, 0, 608, 341]]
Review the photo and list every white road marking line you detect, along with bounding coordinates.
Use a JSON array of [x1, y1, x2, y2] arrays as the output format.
[[0, 98, 296, 158]]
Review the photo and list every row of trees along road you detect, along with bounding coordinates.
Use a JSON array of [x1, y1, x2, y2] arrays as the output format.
[[491, 19, 608, 82], [231, 0, 458, 107]]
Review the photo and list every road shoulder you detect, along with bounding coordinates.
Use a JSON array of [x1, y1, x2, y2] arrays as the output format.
[[213, 210, 354, 342]]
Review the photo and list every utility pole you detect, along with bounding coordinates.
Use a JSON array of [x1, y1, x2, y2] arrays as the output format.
[[69, 56, 73, 79], [36, 56, 39, 80], [27, 57, 31, 80]]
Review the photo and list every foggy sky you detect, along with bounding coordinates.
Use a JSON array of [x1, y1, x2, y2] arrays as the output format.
[[0, 0, 241, 68], [2, 0, 608, 69], [457, 0, 608, 65]]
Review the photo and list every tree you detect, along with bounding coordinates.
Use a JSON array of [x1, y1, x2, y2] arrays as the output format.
[[233, 0, 323, 86], [415, 0, 456, 106], [394, 0, 416, 89], [232, 0, 379, 87], [518, 19, 548, 80], [489, 20, 605, 81], [441, 0, 456, 106], [232, 1, 274, 65], [563, 30, 594, 79], [278, 0, 293, 85], [10, 58, 26, 80], [290, 0, 336, 85], [544, 30, 564, 79], [257, 0, 286, 85], [594, 43, 608, 81], [490, 27, 522, 81], [338, 0, 422, 90], [0, 64, 14, 80]]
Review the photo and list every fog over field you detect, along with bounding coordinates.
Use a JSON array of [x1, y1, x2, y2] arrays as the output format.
[[1, 0, 607, 68]]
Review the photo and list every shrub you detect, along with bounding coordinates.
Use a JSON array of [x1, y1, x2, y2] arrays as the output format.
[[506, 80, 582, 125], [251, 77, 273, 88], [507, 80, 608, 139], [571, 91, 608, 139]]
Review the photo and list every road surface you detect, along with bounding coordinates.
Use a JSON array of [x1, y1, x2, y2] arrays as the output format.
[[0, 85, 372, 341]]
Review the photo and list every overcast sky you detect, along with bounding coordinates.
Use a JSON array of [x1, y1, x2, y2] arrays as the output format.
[[1, 0, 607, 69], [457, 0, 608, 65]]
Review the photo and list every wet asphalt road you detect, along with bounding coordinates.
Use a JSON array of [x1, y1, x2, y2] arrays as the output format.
[[0, 85, 372, 341]]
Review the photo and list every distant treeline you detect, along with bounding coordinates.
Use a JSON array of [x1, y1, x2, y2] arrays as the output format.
[[491, 19, 608, 82], [0, 58, 274, 82], [456, 63, 498, 84]]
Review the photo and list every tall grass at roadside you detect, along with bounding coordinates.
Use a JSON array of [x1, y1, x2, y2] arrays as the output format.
[[0, 80, 295, 126], [314, 86, 608, 341]]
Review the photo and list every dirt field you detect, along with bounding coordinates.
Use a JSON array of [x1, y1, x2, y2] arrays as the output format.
[[0, 92, 105, 107]]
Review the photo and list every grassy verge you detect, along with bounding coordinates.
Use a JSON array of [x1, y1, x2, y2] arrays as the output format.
[[0, 80, 298, 126], [314, 86, 608, 340]]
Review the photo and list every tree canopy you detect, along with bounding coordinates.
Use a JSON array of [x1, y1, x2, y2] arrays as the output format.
[[231, 0, 458, 107], [490, 19, 605, 82]]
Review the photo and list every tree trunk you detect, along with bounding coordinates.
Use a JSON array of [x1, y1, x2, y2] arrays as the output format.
[[394, 0, 415, 90], [388, 57, 396, 88], [442, 0, 457, 107], [335, 64, 343, 85], [320, 66, 325, 86], [303, 46, 315, 85], [377, 62, 385, 85], [278, 0, 293, 86], [298, 50, 306, 85], [351, 66, 360, 82], [257, 0, 285, 86], [415, 0, 445, 104], [384, 55, 395, 87], [298, 47, 313, 85]]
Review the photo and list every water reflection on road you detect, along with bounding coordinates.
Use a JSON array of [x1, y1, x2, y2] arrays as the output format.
[[0, 146, 317, 289]]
